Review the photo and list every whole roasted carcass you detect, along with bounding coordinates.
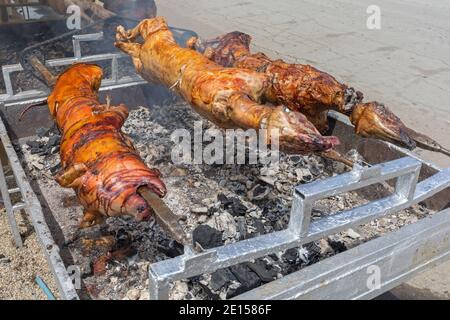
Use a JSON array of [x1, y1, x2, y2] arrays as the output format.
[[188, 31, 450, 156], [115, 17, 348, 162], [45, 63, 166, 228]]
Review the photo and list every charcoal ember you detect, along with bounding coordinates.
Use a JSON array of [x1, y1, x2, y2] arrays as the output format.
[[157, 239, 184, 258], [282, 248, 299, 263], [247, 184, 271, 201], [26, 140, 42, 149], [327, 235, 347, 253], [210, 268, 238, 292], [198, 282, 220, 300], [36, 127, 51, 138], [287, 155, 302, 165], [246, 259, 277, 282], [262, 199, 288, 222], [309, 163, 322, 177], [49, 163, 62, 175], [230, 198, 247, 216], [269, 254, 279, 261], [227, 264, 262, 298], [192, 225, 223, 249], [304, 242, 322, 264], [30, 148, 44, 155], [219, 193, 247, 216], [218, 193, 232, 206], [46, 135, 61, 148], [115, 228, 132, 249], [273, 215, 289, 231], [252, 220, 265, 235]]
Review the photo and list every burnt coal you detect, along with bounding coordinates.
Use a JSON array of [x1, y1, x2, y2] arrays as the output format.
[[218, 193, 248, 216], [192, 225, 223, 249], [36, 127, 51, 138], [282, 248, 299, 263], [49, 163, 61, 175], [247, 184, 271, 201], [252, 220, 265, 235], [246, 260, 277, 282], [269, 254, 279, 261], [198, 282, 220, 300], [47, 135, 61, 148], [327, 235, 347, 253], [227, 264, 262, 298], [304, 242, 322, 264], [157, 239, 184, 258], [218, 193, 232, 206], [210, 268, 237, 292], [27, 140, 42, 149]]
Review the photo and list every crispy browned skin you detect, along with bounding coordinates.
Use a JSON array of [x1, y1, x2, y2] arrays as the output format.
[[115, 17, 339, 155], [47, 63, 166, 228], [191, 32, 425, 151], [194, 32, 361, 132]]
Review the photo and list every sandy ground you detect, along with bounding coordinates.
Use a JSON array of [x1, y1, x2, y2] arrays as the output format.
[[0, 209, 59, 300], [155, 0, 450, 299]]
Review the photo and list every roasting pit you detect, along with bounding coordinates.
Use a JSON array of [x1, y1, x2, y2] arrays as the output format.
[[1, 23, 450, 300], [11, 102, 446, 300]]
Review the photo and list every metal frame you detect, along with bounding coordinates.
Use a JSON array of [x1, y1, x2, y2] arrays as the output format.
[[147, 157, 450, 300], [1, 31, 450, 300], [236, 207, 450, 300], [0, 0, 57, 25], [0, 116, 79, 300], [0, 30, 148, 300], [0, 32, 146, 106]]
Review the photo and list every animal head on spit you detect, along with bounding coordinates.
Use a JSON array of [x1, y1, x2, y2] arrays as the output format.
[[350, 102, 416, 149]]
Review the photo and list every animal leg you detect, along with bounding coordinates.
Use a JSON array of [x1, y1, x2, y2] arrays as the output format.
[[114, 40, 143, 72], [55, 163, 88, 188], [80, 210, 105, 229]]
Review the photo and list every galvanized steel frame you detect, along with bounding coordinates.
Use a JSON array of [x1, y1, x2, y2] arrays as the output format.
[[0, 32, 146, 106], [147, 157, 450, 300], [236, 207, 450, 300], [0, 116, 79, 300], [1, 32, 449, 300]]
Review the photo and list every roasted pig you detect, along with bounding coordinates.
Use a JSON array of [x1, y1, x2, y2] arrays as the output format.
[[46, 63, 166, 228], [190, 31, 449, 156], [115, 17, 342, 158]]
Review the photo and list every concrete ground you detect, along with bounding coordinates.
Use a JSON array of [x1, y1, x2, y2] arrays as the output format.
[[155, 0, 450, 299]]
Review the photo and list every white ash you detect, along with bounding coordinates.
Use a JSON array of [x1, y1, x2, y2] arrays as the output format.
[[16, 103, 435, 300]]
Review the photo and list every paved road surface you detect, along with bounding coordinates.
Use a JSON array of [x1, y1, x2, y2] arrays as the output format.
[[156, 0, 450, 299], [157, 0, 450, 168]]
